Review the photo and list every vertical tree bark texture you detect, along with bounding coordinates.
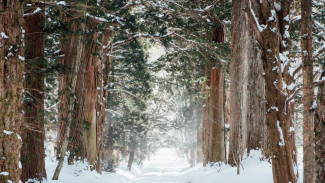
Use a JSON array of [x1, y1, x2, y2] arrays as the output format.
[[228, 0, 249, 166], [104, 43, 116, 171], [68, 25, 99, 166], [58, 20, 110, 172], [57, 19, 83, 159], [245, 1, 298, 182], [96, 31, 113, 173], [246, 35, 268, 156], [21, 5, 47, 182], [208, 67, 225, 162], [315, 70, 325, 183], [0, 1, 24, 182], [301, 0, 316, 182], [202, 26, 225, 165], [53, 17, 85, 180]]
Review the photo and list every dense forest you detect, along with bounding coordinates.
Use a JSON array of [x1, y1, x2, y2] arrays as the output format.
[[0, 0, 325, 183]]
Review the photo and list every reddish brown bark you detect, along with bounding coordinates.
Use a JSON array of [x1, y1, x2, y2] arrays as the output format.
[[21, 5, 47, 182], [228, 0, 249, 166], [246, 35, 268, 156], [245, 1, 298, 182], [208, 67, 225, 162], [301, 0, 316, 182], [315, 70, 325, 183], [229, 0, 269, 168], [57, 19, 83, 159], [0, 0, 24, 182], [202, 26, 225, 165]]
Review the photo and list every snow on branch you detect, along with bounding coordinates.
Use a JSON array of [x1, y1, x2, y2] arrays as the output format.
[[193, 0, 221, 13], [23, 7, 42, 17], [313, 44, 325, 59], [243, 0, 263, 44], [111, 32, 197, 49]]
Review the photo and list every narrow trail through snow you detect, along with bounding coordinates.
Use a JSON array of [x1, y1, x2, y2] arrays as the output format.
[[117, 149, 192, 183]]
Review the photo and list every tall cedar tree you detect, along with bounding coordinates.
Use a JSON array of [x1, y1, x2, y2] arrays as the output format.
[[245, 0, 298, 182], [301, 0, 316, 182], [228, 0, 268, 168], [0, 0, 24, 182], [202, 26, 225, 165], [21, 4, 47, 182], [53, 8, 84, 180]]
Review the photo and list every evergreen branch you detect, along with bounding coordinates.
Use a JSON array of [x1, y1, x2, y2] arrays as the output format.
[[112, 32, 198, 49]]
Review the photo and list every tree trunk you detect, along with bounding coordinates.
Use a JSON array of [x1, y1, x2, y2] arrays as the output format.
[[228, 0, 249, 166], [57, 18, 83, 159], [315, 69, 325, 183], [0, 1, 24, 182], [21, 5, 47, 182], [202, 26, 225, 165], [246, 34, 268, 156], [67, 22, 100, 169], [127, 133, 137, 171], [53, 17, 85, 180], [245, 1, 298, 182], [208, 67, 225, 163], [301, 0, 316, 182]]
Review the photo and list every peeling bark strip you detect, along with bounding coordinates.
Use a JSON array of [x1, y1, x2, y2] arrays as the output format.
[[315, 69, 325, 183], [0, 0, 24, 182], [301, 0, 316, 182], [21, 4, 47, 182], [244, 0, 297, 182]]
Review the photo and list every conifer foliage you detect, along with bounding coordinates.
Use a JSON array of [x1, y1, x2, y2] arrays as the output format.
[[1, 0, 325, 183]]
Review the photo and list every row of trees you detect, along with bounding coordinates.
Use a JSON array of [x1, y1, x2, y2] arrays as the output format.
[[1, 0, 325, 183]]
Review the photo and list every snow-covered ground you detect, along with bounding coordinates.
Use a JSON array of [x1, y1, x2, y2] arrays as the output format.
[[45, 148, 303, 183]]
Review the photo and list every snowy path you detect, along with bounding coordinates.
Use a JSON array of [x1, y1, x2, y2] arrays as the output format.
[[47, 148, 298, 183], [115, 148, 275, 183], [117, 149, 192, 183]]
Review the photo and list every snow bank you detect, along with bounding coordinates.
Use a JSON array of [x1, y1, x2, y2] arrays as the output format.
[[45, 148, 277, 183]]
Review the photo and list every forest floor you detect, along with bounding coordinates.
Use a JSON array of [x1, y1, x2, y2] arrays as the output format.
[[45, 147, 304, 183]]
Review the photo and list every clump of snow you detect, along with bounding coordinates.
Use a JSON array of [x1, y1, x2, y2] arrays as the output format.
[[3, 130, 13, 135], [274, 2, 281, 11], [56, 1, 66, 6], [18, 55, 25, 61], [249, 0, 267, 32], [1, 32, 9, 39], [310, 101, 317, 110], [277, 120, 285, 146], [0, 172, 9, 176], [17, 134, 22, 141]]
